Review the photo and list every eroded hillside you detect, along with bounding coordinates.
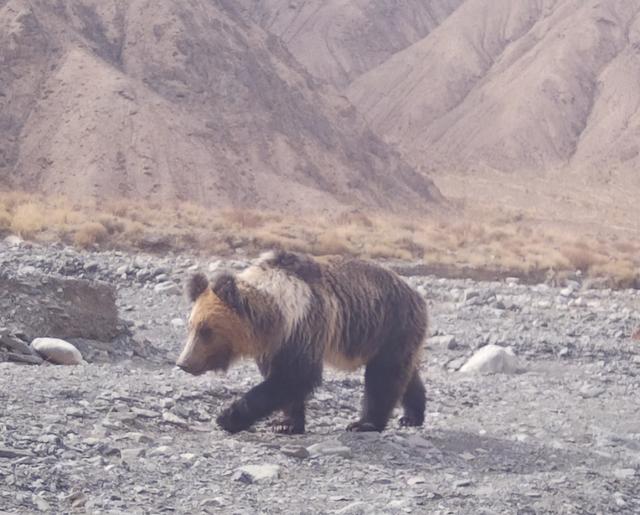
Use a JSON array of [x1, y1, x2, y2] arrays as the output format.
[[0, 0, 439, 212]]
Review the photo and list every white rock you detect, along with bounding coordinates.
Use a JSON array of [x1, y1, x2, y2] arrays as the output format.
[[234, 464, 280, 483], [170, 318, 185, 329], [459, 345, 523, 374], [3, 235, 23, 246], [154, 282, 180, 295], [306, 440, 352, 458], [31, 338, 84, 365]]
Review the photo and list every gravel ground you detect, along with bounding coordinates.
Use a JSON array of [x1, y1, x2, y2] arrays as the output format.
[[1, 240, 639, 514]]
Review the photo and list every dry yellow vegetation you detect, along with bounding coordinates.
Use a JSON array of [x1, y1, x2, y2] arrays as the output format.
[[0, 191, 638, 288]]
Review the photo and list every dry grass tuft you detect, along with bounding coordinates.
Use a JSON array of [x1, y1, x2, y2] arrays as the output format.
[[11, 203, 46, 236], [73, 222, 108, 249]]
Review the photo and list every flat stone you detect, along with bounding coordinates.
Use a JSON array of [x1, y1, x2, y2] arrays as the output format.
[[0, 333, 33, 355], [0, 447, 33, 459], [162, 411, 189, 427], [306, 440, 352, 458], [6, 352, 43, 365], [234, 464, 281, 484], [121, 448, 146, 462], [131, 407, 161, 419], [281, 446, 310, 459], [154, 282, 180, 295]]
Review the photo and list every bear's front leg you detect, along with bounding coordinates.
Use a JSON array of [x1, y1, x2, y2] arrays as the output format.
[[216, 377, 290, 434]]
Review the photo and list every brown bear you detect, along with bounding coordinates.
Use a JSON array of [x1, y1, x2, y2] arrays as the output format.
[[176, 251, 427, 434]]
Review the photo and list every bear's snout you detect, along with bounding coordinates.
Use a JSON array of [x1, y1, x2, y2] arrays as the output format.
[[176, 361, 205, 376]]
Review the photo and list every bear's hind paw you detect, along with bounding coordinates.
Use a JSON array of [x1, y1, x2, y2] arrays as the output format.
[[399, 415, 424, 427]]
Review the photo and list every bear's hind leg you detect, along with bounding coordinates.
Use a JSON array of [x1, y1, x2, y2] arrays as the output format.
[[399, 369, 425, 427], [271, 400, 306, 434], [347, 350, 412, 432]]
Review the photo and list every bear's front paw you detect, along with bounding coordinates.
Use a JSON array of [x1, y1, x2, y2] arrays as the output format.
[[270, 418, 305, 435], [216, 403, 252, 433]]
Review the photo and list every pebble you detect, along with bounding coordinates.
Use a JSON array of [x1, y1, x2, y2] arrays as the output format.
[[234, 464, 281, 484], [154, 282, 180, 295]]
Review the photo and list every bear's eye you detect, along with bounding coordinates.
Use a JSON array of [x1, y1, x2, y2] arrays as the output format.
[[197, 326, 213, 340]]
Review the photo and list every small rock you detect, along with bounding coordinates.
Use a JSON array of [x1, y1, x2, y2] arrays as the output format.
[[4, 234, 23, 246], [281, 446, 310, 459], [407, 476, 426, 485], [170, 318, 186, 329], [154, 282, 180, 295], [0, 446, 33, 459], [578, 385, 605, 399], [6, 352, 44, 365], [162, 411, 189, 427], [32, 494, 50, 512], [131, 407, 161, 419], [234, 464, 281, 484], [558, 347, 570, 358], [613, 468, 636, 480], [31, 338, 85, 365], [459, 345, 523, 374], [148, 446, 172, 457], [121, 448, 146, 462], [306, 440, 352, 458], [0, 332, 33, 355], [454, 479, 473, 488], [428, 335, 458, 350]]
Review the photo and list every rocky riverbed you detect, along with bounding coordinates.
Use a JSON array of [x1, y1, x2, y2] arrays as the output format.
[[1, 238, 639, 514]]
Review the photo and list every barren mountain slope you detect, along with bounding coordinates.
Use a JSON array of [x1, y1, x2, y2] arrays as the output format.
[[0, 0, 439, 212], [235, 0, 464, 88], [346, 0, 640, 179]]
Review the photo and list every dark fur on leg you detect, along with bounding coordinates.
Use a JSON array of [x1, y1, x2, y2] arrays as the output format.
[[347, 348, 414, 432], [399, 369, 426, 427], [217, 349, 321, 434]]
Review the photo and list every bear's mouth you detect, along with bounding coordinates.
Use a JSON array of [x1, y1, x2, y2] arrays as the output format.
[[205, 347, 232, 372]]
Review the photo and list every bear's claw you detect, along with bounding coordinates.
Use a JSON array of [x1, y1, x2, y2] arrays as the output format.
[[399, 415, 423, 427], [270, 419, 305, 435]]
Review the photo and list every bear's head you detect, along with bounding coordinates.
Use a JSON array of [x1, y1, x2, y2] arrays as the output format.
[[176, 272, 253, 375]]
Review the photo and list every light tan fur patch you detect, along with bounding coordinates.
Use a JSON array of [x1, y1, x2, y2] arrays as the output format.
[[238, 262, 312, 339]]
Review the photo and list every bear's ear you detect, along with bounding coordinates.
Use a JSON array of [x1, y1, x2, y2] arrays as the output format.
[[211, 272, 245, 316], [186, 273, 209, 302]]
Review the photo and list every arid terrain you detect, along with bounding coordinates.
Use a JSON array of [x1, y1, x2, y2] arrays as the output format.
[[1, 240, 639, 514], [1, 2, 640, 514]]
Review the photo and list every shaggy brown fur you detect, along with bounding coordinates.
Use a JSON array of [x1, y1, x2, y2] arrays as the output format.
[[176, 251, 428, 434]]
